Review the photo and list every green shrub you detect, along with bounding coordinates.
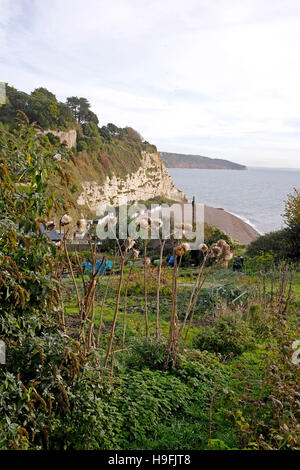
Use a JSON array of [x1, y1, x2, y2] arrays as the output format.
[[193, 314, 256, 356], [125, 338, 167, 370], [114, 370, 191, 448], [243, 252, 275, 274], [204, 225, 233, 247], [61, 367, 192, 449], [246, 303, 270, 337], [53, 372, 123, 450], [246, 229, 295, 261], [77, 140, 88, 151]]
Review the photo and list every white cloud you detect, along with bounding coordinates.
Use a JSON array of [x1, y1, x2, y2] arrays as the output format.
[[1, 0, 300, 167]]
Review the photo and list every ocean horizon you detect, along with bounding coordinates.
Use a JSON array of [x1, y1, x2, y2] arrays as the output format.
[[168, 166, 300, 235]]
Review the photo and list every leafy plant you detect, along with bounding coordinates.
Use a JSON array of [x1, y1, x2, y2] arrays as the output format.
[[125, 338, 167, 370], [193, 313, 256, 356]]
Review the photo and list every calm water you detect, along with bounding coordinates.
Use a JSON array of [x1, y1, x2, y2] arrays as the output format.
[[168, 167, 300, 234]]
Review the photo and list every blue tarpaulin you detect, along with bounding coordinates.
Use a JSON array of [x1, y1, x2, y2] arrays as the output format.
[[82, 259, 113, 274], [168, 256, 175, 266]]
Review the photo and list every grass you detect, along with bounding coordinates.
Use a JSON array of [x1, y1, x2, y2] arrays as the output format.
[[63, 264, 253, 346]]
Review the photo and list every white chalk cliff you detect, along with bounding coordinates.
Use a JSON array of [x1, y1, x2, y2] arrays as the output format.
[[77, 151, 187, 210]]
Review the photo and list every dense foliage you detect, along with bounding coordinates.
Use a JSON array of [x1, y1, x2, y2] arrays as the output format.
[[0, 86, 76, 130], [0, 119, 85, 449], [193, 313, 255, 355]]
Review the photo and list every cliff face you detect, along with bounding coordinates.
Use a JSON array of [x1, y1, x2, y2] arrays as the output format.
[[46, 129, 187, 214], [77, 150, 187, 211]]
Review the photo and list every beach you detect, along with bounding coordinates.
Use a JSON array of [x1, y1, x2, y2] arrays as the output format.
[[204, 205, 259, 245]]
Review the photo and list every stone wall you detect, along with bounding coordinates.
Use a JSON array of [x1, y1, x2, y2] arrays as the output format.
[[44, 129, 77, 148]]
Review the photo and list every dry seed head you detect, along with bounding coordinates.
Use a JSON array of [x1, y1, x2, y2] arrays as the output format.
[[224, 252, 233, 262], [174, 245, 186, 257], [199, 243, 208, 253], [152, 218, 163, 229], [132, 249, 140, 259], [182, 242, 191, 252], [60, 214, 72, 226], [211, 246, 222, 258], [137, 218, 149, 229], [45, 221, 55, 231], [175, 221, 185, 229], [125, 237, 135, 250], [76, 219, 87, 233]]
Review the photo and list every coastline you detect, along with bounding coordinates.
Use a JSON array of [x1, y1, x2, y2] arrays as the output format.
[[226, 210, 264, 236], [203, 205, 260, 245]]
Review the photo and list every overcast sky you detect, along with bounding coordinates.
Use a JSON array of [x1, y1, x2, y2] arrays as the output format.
[[1, 0, 300, 168]]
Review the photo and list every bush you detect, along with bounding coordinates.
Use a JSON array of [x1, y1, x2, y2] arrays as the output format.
[[246, 303, 274, 338], [177, 284, 249, 320], [205, 225, 233, 247], [193, 313, 255, 356], [243, 252, 276, 274], [246, 229, 292, 260], [59, 367, 192, 449], [77, 140, 88, 151], [53, 371, 123, 450], [125, 338, 167, 370]]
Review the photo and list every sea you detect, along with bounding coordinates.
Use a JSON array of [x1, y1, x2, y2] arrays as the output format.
[[168, 167, 300, 235]]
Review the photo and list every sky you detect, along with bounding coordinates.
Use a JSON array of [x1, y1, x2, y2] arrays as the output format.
[[1, 0, 300, 168]]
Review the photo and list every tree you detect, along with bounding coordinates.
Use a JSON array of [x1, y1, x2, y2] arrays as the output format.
[[57, 102, 77, 128], [107, 123, 121, 137], [125, 126, 142, 142], [82, 121, 99, 137], [78, 97, 90, 123], [0, 85, 30, 126], [247, 188, 300, 261], [283, 187, 300, 228], [32, 87, 57, 102], [66, 96, 80, 121], [26, 92, 59, 128], [98, 125, 111, 141], [66, 96, 99, 124], [85, 109, 99, 125], [283, 188, 300, 259], [0, 86, 76, 130]]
